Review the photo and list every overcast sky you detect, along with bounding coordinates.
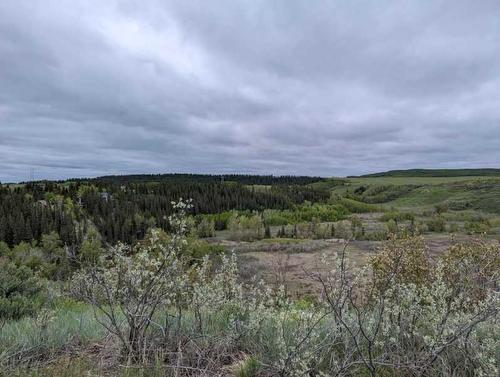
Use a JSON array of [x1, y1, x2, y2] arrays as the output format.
[[1, 1, 500, 182]]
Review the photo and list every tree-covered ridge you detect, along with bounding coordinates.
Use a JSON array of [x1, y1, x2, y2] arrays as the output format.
[[0, 183, 84, 247], [0, 179, 330, 247], [70, 173, 325, 185], [354, 168, 500, 177]]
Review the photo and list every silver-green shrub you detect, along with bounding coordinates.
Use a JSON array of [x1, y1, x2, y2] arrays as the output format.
[[70, 201, 499, 375]]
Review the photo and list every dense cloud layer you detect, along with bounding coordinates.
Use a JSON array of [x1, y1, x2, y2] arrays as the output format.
[[1, 1, 499, 181]]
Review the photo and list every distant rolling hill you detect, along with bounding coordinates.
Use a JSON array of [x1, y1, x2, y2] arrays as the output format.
[[351, 168, 500, 178]]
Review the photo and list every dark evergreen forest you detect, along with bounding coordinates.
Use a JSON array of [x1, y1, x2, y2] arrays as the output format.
[[0, 175, 329, 247]]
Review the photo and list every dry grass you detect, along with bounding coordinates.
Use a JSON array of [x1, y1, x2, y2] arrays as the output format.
[[236, 239, 376, 297], [234, 235, 499, 296]]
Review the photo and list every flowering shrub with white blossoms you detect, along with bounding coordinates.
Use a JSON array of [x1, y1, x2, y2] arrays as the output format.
[[71, 200, 192, 360], [71, 200, 499, 376]]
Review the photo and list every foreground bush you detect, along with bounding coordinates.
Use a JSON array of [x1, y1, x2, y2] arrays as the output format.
[[427, 215, 447, 232], [0, 260, 45, 328], [71, 200, 193, 361], [59, 201, 500, 376], [2, 200, 496, 375]]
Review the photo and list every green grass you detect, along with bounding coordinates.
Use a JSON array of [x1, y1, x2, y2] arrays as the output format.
[[323, 176, 500, 214], [347, 176, 498, 186], [5, 356, 175, 377], [385, 180, 500, 214], [0, 300, 104, 368], [387, 186, 454, 207], [332, 197, 381, 213], [235, 356, 260, 377], [354, 168, 500, 178], [262, 204, 348, 225]]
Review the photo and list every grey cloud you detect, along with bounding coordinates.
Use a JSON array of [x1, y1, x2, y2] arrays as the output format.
[[0, 0, 499, 182]]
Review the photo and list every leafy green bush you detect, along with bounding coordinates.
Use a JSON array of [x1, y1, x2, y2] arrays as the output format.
[[197, 211, 248, 230], [386, 219, 398, 234], [371, 236, 430, 287], [464, 219, 491, 234], [262, 209, 292, 226], [263, 204, 348, 226], [8, 241, 44, 272], [434, 203, 449, 214], [6, 233, 73, 281], [294, 220, 334, 239], [332, 197, 380, 213], [187, 239, 225, 260], [228, 213, 264, 241], [0, 260, 45, 324], [40, 232, 71, 280], [426, 215, 446, 232], [196, 217, 216, 238], [79, 226, 103, 265], [0, 242, 9, 257], [354, 184, 417, 203], [379, 211, 415, 222]]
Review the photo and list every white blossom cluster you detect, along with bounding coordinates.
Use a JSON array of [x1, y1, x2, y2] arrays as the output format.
[[70, 202, 498, 375]]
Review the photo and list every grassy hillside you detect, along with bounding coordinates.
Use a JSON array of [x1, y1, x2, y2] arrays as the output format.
[[348, 176, 494, 186], [354, 168, 500, 178], [341, 176, 500, 214], [387, 179, 500, 213]]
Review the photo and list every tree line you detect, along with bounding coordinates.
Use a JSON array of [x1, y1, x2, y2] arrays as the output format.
[[0, 179, 329, 247], [70, 173, 325, 185]]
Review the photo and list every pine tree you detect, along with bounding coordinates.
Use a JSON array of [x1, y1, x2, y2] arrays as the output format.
[[0, 216, 6, 242]]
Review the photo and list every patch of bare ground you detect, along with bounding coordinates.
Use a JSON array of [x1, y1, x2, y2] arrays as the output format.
[[235, 239, 378, 297], [233, 235, 499, 297]]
